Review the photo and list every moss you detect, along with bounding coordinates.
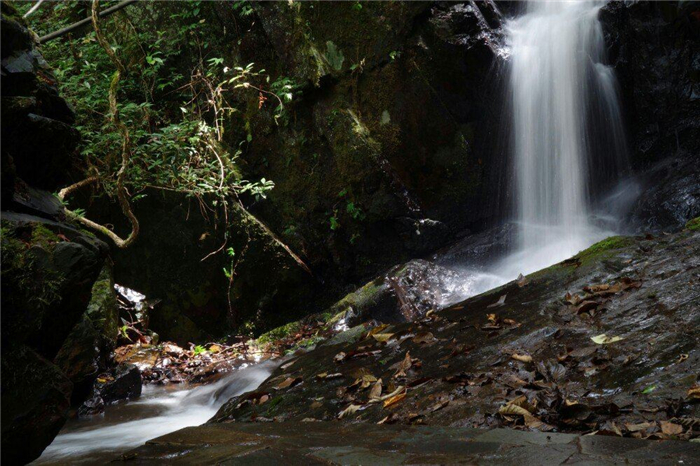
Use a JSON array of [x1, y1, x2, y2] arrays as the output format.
[[1, 222, 63, 310], [527, 235, 636, 281], [685, 217, 700, 231], [256, 321, 302, 345], [576, 236, 635, 262], [30, 224, 59, 247], [85, 265, 118, 345]]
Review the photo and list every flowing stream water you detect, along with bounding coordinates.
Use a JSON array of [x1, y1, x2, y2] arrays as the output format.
[[34, 360, 278, 464]]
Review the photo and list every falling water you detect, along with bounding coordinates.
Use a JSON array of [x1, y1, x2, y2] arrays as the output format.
[[507, 0, 627, 274], [440, 0, 629, 300]]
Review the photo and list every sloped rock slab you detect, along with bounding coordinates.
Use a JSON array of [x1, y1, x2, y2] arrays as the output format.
[[122, 423, 699, 465], [213, 228, 699, 439]]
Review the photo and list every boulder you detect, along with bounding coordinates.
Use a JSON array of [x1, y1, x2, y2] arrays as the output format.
[[1, 345, 72, 466], [78, 363, 142, 417]]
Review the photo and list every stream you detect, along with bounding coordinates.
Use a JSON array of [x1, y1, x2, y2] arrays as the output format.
[[34, 360, 278, 464]]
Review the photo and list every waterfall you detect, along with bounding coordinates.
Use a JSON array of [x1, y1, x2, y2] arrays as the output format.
[[507, 0, 628, 273]]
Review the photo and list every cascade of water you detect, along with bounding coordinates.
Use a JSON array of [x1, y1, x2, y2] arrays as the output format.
[[507, 0, 627, 274], [441, 1, 629, 301]]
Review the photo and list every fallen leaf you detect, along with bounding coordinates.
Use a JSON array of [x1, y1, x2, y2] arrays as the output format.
[[317, 372, 343, 380], [208, 344, 221, 353], [516, 274, 529, 287], [687, 384, 700, 400], [310, 401, 323, 409], [625, 421, 654, 433], [412, 332, 436, 345], [499, 403, 542, 428], [660, 421, 683, 435], [334, 352, 347, 363], [280, 360, 296, 370], [338, 404, 362, 419], [511, 353, 533, 364], [591, 334, 624, 345], [576, 301, 599, 314], [430, 400, 449, 412], [369, 379, 383, 400], [584, 283, 610, 293], [372, 333, 394, 343], [641, 385, 656, 394], [394, 352, 413, 378], [258, 395, 269, 405], [503, 318, 521, 327], [565, 292, 582, 306], [383, 391, 407, 408], [276, 376, 302, 390], [366, 324, 389, 338], [487, 294, 507, 308]]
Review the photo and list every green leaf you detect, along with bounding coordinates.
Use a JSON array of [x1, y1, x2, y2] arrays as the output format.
[[591, 334, 624, 345]]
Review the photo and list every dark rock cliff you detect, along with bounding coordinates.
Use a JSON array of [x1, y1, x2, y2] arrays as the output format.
[[1, 4, 117, 463], [601, 1, 700, 232]]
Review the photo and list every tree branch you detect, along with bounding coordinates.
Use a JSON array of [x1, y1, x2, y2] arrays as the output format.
[[38, 0, 138, 44], [59, 0, 139, 249]]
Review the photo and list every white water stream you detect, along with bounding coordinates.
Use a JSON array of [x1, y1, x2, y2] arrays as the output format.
[[34, 360, 277, 464]]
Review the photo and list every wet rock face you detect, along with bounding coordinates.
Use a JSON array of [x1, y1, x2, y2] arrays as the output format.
[[221, 0, 508, 306], [1, 346, 73, 466], [79, 363, 142, 417], [0, 6, 114, 461], [213, 227, 699, 438], [329, 259, 474, 329], [600, 1, 700, 231], [0, 3, 78, 199]]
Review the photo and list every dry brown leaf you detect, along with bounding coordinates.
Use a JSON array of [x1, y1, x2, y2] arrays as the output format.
[[383, 392, 407, 408], [394, 352, 413, 378], [369, 379, 383, 400], [338, 404, 362, 419], [688, 384, 700, 400], [498, 403, 542, 428], [277, 377, 301, 390], [430, 400, 449, 412], [517, 273, 529, 287], [412, 332, 436, 345], [511, 353, 533, 363], [310, 401, 323, 409], [660, 421, 683, 435], [258, 395, 269, 405], [366, 324, 389, 338], [503, 318, 521, 327], [576, 300, 599, 314], [625, 421, 654, 433], [565, 292, 582, 306], [334, 352, 347, 363]]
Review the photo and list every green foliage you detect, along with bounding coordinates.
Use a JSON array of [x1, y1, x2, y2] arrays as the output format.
[[685, 217, 700, 231], [324, 41, 345, 71], [20, 1, 293, 209], [193, 344, 207, 355]]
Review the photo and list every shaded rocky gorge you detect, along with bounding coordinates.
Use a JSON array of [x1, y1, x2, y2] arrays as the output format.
[[1, 1, 699, 464]]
